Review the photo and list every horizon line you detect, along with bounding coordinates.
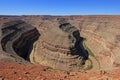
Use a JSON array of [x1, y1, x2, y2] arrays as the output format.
[[0, 14, 120, 16]]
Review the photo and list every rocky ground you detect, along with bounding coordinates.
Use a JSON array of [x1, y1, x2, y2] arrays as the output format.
[[0, 62, 120, 80]]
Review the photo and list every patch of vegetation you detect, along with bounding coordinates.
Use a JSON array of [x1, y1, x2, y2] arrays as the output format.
[[86, 59, 93, 70], [47, 66, 53, 69], [83, 42, 95, 57], [83, 41, 101, 70], [33, 43, 37, 51]]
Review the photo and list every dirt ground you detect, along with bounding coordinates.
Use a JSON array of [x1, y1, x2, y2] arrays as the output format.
[[0, 62, 120, 80]]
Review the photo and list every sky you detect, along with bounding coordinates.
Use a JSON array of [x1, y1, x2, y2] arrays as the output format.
[[0, 0, 120, 15]]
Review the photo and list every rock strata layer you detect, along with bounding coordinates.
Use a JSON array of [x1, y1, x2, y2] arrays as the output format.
[[0, 15, 120, 71], [32, 22, 88, 71], [1, 20, 40, 61]]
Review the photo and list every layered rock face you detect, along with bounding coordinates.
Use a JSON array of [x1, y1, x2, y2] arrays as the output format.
[[31, 22, 88, 71], [0, 15, 120, 71], [30, 16, 120, 70], [1, 20, 40, 61]]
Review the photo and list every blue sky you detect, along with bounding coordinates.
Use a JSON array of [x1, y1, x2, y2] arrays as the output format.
[[0, 0, 120, 15]]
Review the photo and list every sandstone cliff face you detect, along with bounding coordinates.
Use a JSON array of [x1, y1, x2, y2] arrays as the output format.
[[21, 15, 120, 70], [68, 16, 120, 69], [0, 15, 120, 71], [59, 22, 88, 59], [0, 20, 40, 63], [31, 22, 88, 71]]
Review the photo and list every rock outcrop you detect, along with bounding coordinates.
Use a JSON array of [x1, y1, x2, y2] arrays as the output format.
[[0, 15, 120, 71], [1, 20, 40, 61], [31, 22, 89, 71]]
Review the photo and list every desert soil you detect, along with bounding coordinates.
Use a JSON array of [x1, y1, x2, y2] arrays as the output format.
[[0, 62, 120, 80]]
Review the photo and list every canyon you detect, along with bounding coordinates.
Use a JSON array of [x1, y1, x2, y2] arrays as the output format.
[[0, 15, 120, 80]]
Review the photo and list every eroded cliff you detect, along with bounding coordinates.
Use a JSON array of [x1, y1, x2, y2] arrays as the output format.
[[0, 15, 120, 71], [1, 20, 40, 62], [30, 22, 89, 71]]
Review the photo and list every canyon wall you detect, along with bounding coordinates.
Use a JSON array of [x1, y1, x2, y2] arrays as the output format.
[[0, 20, 40, 63], [22, 15, 120, 70], [0, 15, 120, 71], [31, 22, 89, 71]]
